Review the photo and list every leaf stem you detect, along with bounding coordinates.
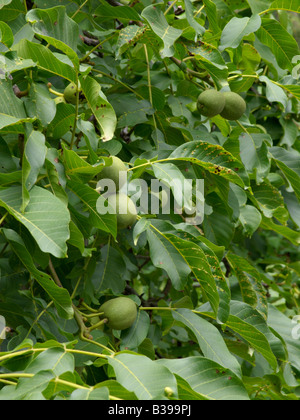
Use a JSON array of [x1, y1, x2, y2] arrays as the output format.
[[227, 74, 259, 81], [236, 120, 251, 136], [71, 0, 89, 19], [127, 158, 171, 172], [194, 5, 204, 18], [79, 332, 115, 354], [0, 212, 8, 226], [89, 318, 108, 332], [0, 347, 109, 365], [79, 302, 100, 313], [79, 311, 105, 319], [144, 44, 152, 106], [164, 0, 178, 16]]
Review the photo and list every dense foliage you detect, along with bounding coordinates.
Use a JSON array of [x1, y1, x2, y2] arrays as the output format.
[[0, 0, 300, 401]]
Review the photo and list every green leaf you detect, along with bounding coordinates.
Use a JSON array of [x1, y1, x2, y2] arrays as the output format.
[[167, 233, 220, 317], [61, 145, 107, 182], [159, 357, 249, 400], [116, 25, 146, 58], [45, 148, 68, 206], [269, 147, 300, 203], [183, 0, 205, 35], [251, 180, 288, 223], [202, 0, 220, 34], [25, 347, 74, 376], [0, 171, 22, 186], [268, 305, 300, 371], [1, 229, 73, 319], [91, 242, 126, 294], [220, 15, 261, 51], [120, 311, 151, 350], [203, 194, 235, 247], [0, 78, 30, 130], [0, 136, 16, 172], [0, 0, 13, 8], [68, 221, 85, 254], [21, 126, 47, 212], [239, 205, 262, 236], [195, 238, 230, 323], [175, 375, 210, 400], [47, 103, 76, 140], [169, 141, 246, 188], [25, 83, 56, 126], [256, 19, 299, 71], [141, 5, 183, 58], [0, 0, 26, 22], [261, 215, 300, 245], [173, 309, 242, 378], [0, 371, 54, 400], [227, 252, 268, 317], [110, 94, 154, 128], [0, 21, 13, 48], [259, 75, 288, 108], [94, 0, 141, 21], [247, 0, 274, 14], [66, 178, 117, 239], [188, 44, 228, 88], [0, 185, 70, 258], [80, 75, 117, 142], [268, 0, 300, 13], [108, 352, 178, 400], [69, 387, 109, 400], [147, 228, 191, 290], [228, 301, 284, 364], [279, 84, 300, 101], [239, 132, 271, 184], [91, 380, 137, 400], [17, 39, 76, 82], [151, 162, 193, 210], [26, 6, 80, 69]]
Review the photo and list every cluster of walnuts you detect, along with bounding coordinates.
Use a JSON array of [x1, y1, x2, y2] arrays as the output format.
[[197, 89, 246, 120]]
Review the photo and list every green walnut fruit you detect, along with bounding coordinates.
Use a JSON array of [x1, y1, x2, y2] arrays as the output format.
[[64, 82, 86, 105], [99, 297, 138, 330], [197, 89, 225, 118], [54, 96, 66, 105], [99, 157, 127, 191], [110, 192, 137, 229], [220, 92, 246, 121]]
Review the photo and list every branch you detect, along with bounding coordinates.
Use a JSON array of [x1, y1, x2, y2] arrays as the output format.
[[13, 84, 29, 98]]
